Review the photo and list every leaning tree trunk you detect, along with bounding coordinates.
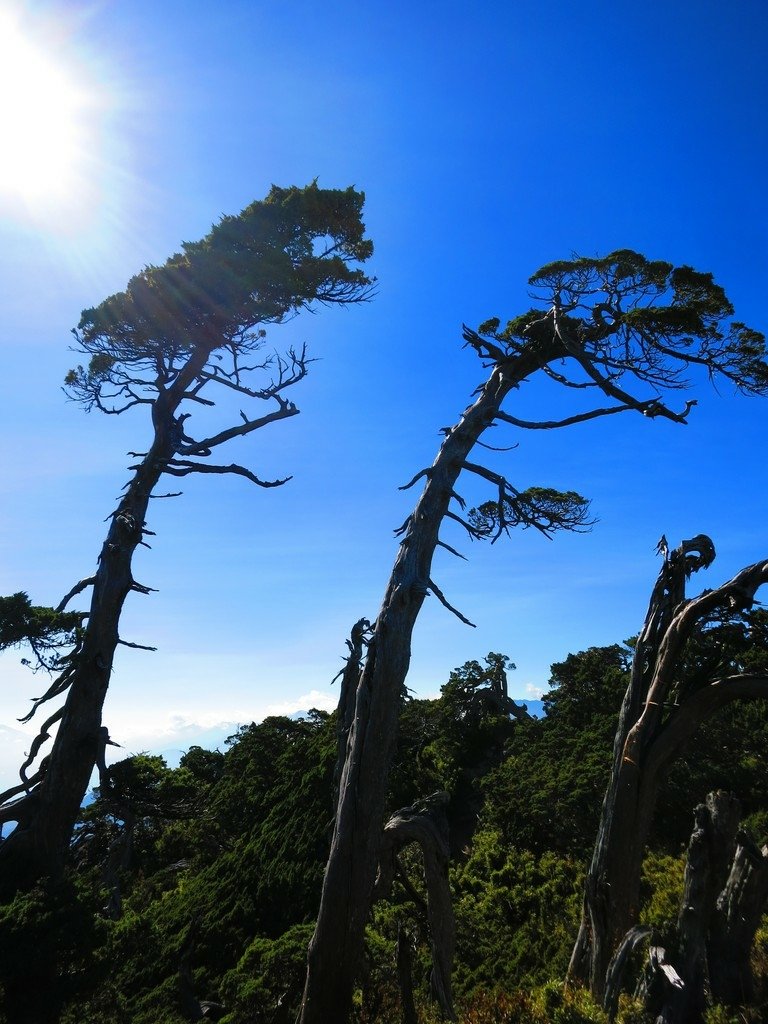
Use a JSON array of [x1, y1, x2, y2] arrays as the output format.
[[568, 539, 768, 1000], [0, 350, 213, 896], [298, 341, 553, 1023]]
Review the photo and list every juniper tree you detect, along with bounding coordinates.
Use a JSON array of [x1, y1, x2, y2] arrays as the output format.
[[568, 538, 768, 1003], [299, 250, 768, 1023], [0, 183, 373, 897]]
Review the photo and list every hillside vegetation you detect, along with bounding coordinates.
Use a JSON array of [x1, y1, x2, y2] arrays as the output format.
[[3, 643, 768, 1023]]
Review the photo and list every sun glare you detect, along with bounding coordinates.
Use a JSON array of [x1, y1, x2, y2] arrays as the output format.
[[0, 10, 91, 213]]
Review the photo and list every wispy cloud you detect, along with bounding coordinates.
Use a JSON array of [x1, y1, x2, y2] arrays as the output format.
[[264, 689, 336, 717]]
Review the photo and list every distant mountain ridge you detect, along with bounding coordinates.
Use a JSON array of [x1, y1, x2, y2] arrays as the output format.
[[519, 699, 545, 718]]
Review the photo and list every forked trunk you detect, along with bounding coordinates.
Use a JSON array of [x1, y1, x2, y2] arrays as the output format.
[[569, 539, 768, 1001]]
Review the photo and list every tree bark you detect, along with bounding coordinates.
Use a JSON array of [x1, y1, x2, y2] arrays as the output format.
[[569, 541, 768, 1000], [708, 831, 768, 1006], [0, 345, 214, 896], [298, 342, 553, 1023]]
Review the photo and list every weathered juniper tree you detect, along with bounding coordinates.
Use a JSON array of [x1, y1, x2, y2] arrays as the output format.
[[299, 250, 768, 1023], [0, 183, 373, 897], [568, 537, 768, 1004]]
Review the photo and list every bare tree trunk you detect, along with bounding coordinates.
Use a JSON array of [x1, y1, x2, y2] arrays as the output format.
[[375, 793, 456, 1020], [299, 343, 551, 1023], [0, 352, 212, 896], [569, 540, 768, 1000], [708, 832, 768, 1006], [658, 792, 741, 1024]]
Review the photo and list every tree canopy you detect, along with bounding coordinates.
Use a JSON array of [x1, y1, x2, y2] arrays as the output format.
[[0, 183, 374, 904], [473, 249, 768, 429], [66, 183, 374, 415]]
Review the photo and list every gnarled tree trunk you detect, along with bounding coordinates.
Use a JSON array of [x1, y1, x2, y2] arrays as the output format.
[[569, 539, 768, 1000], [376, 793, 456, 1020], [299, 339, 559, 1023], [708, 829, 768, 1006]]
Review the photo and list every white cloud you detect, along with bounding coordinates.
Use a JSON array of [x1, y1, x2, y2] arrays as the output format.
[[264, 688, 336, 717], [0, 687, 341, 795], [525, 682, 545, 701]]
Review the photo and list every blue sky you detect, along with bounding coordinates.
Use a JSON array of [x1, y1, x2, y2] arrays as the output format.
[[1, 1, 766, 786]]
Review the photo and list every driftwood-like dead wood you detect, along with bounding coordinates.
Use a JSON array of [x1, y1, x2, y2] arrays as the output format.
[[708, 831, 768, 1005], [633, 791, 768, 1023], [603, 926, 651, 1021], [569, 538, 768, 999], [658, 792, 741, 1024], [375, 793, 456, 1021]]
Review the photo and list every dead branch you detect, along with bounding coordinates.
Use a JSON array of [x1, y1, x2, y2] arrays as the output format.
[[55, 576, 96, 613], [165, 460, 291, 488], [428, 578, 476, 628]]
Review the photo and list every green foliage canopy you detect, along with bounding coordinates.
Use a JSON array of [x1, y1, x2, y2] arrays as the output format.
[[65, 183, 374, 414]]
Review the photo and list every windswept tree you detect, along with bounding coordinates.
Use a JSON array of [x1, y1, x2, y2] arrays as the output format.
[[0, 183, 373, 897], [568, 537, 768, 1004], [299, 250, 768, 1023]]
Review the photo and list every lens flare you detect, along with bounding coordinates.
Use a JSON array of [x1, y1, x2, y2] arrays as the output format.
[[0, 9, 92, 216]]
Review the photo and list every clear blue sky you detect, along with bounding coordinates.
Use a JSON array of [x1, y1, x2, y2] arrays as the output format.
[[1, 0, 766, 786]]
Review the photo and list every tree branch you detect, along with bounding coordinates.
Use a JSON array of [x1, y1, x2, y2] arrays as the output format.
[[56, 577, 96, 613], [165, 459, 291, 488], [399, 469, 432, 492], [428, 577, 476, 627], [174, 400, 300, 455], [117, 639, 158, 651], [553, 303, 692, 423], [436, 540, 468, 561], [496, 404, 638, 430]]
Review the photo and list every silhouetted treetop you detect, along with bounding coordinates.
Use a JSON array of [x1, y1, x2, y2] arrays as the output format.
[[65, 183, 374, 413], [475, 249, 767, 421]]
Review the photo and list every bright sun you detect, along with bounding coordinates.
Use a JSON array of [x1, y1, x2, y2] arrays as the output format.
[[0, 11, 90, 210]]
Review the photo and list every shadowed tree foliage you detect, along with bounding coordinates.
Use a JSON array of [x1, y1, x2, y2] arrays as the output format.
[[0, 183, 373, 901], [483, 646, 631, 858], [299, 250, 768, 1023], [0, 592, 83, 672]]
